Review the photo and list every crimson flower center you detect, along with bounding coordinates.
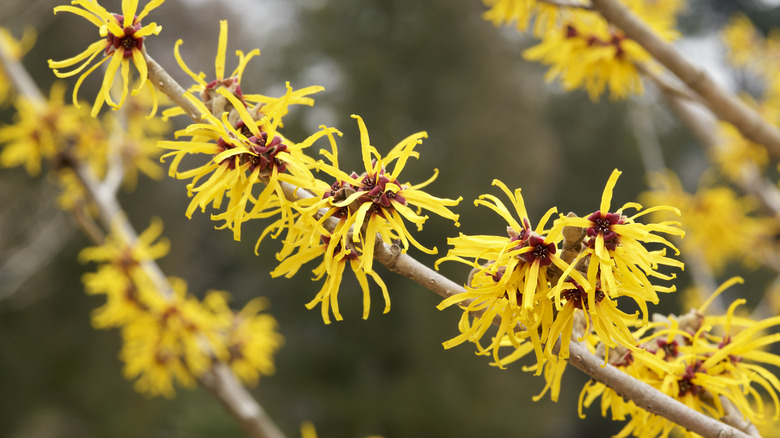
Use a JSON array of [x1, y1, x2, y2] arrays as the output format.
[[561, 285, 605, 310], [677, 361, 704, 397], [107, 15, 143, 59], [521, 234, 556, 267]]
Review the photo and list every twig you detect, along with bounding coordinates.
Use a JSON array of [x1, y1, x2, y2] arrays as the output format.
[[144, 51, 201, 122], [0, 208, 73, 302], [102, 103, 127, 197], [590, 0, 780, 161], [0, 37, 285, 438], [627, 99, 724, 314], [537, 0, 593, 9], [200, 363, 286, 438]]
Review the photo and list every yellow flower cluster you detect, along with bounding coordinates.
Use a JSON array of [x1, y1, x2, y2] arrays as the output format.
[[482, 0, 685, 100], [580, 279, 780, 437], [0, 79, 168, 208], [80, 219, 283, 397], [159, 23, 461, 324], [436, 169, 683, 398], [642, 171, 776, 273], [714, 120, 770, 183]]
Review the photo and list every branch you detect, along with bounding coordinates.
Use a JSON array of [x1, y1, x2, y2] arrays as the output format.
[[200, 363, 286, 438], [0, 40, 286, 438], [135, 35, 754, 438], [537, 0, 593, 10], [144, 51, 202, 122], [590, 0, 780, 161], [374, 240, 753, 438]]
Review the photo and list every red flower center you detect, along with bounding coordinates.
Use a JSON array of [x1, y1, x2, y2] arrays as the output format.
[[521, 234, 556, 266], [677, 361, 704, 397], [106, 15, 143, 59], [561, 281, 605, 310], [586, 211, 623, 250]]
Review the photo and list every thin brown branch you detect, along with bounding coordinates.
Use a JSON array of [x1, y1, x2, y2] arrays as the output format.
[[590, 0, 780, 161], [144, 51, 202, 122], [374, 240, 752, 438], [537, 0, 593, 9], [200, 363, 286, 438]]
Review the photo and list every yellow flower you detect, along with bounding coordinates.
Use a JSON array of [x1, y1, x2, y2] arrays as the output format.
[[47, 0, 165, 117], [205, 293, 284, 386], [80, 220, 283, 397], [119, 277, 223, 398], [269, 116, 460, 323], [580, 279, 780, 436], [641, 171, 776, 273], [163, 20, 322, 120], [120, 312, 195, 398], [522, 1, 683, 100], [554, 169, 684, 319], [0, 82, 82, 175], [271, 214, 391, 324], [436, 179, 581, 366], [159, 86, 334, 241], [314, 115, 461, 274], [523, 9, 649, 100], [79, 217, 170, 275], [481, 0, 570, 38]]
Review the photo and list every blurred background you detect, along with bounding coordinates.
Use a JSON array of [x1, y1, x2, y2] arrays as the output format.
[[2, 0, 780, 437]]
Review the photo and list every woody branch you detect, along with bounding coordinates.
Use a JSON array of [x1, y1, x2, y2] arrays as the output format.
[[140, 38, 757, 438]]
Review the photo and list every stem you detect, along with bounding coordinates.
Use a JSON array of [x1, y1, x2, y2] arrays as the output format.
[[200, 363, 287, 438], [537, 0, 593, 9], [144, 51, 202, 122], [590, 0, 780, 161]]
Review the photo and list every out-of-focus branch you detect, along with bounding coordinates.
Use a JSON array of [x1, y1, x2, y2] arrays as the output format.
[[200, 363, 286, 438], [627, 99, 724, 314], [537, 0, 593, 9], [0, 35, 42, 102], [0, 39, 286, 438], [590, 0, 780, 161], [0, 207, 73, 303]]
